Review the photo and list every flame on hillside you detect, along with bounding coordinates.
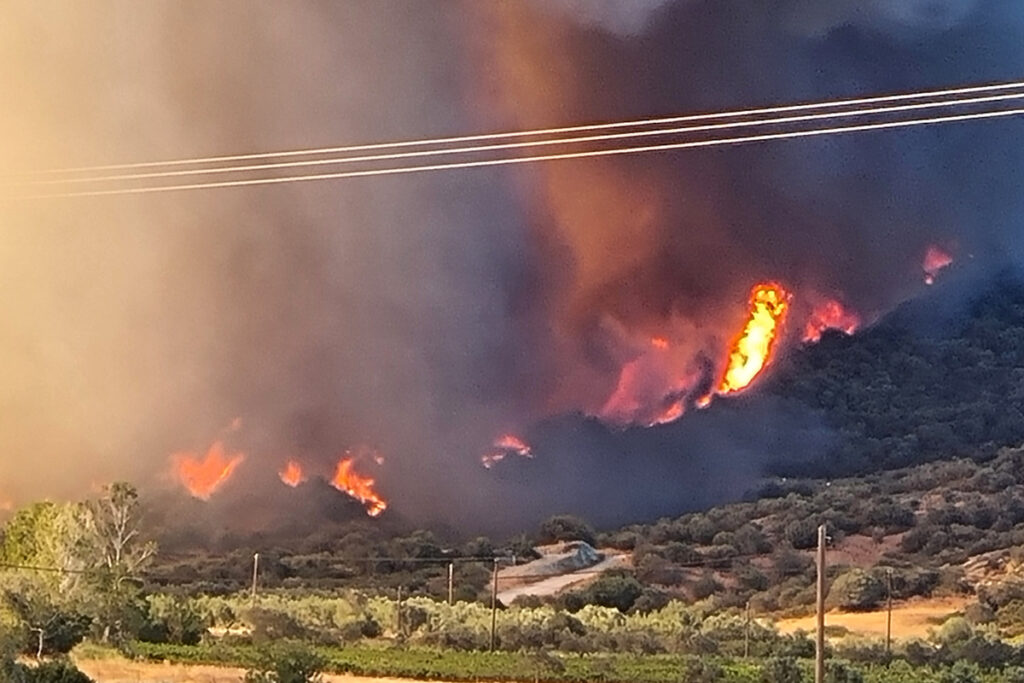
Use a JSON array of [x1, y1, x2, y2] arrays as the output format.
[[331, 448, 387, 517], [803, 299, 860, 342], [717, 283, 790, 394], [279, 460, 306, 487], [172, 441, 245, 500], [923, 245, 953, 285], [482, 434, 533, 468]]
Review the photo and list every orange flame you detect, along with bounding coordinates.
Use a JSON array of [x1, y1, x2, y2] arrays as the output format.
[[651, 399, 684, 425], [923, 245, 953, 285], [172, 441, 244, 500], [803, 299, 860, 343], [331, 454, 387, 517], [717, 283, 790, 394], [279, 459, 306, 487], [482, 434, 533, 468]]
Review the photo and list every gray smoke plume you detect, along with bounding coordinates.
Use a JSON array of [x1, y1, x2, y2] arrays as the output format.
[[1, 0, 1022, 533]]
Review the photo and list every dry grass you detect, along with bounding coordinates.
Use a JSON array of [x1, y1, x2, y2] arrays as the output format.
[[774, 596, 969, 640], [75, 657, 459, 683]]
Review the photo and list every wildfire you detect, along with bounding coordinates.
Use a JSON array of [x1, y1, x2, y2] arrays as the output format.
[[802, 299, 860, 342], [279, 459, 306, 487], [923, 245, 953, 285], [482, 433, 533, 468], [172, 441, 245, 500], [651, 399, 684, 425], [331, 452, 387, 517], [717, 283, 790, 394]]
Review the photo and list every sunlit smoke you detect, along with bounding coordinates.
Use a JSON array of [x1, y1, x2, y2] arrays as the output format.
[[330, 448, 387, 517], [279, 459, 306, 488], [172, 441, 245, 501], [803, 299, 861, 342], [923, 245, 954, 285], [718, 283, 791, 394]]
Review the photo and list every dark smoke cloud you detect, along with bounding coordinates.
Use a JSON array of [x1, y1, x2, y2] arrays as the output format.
[[1, 1, 1023, 534]]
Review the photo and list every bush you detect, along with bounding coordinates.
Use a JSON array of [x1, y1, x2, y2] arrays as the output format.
[[827, 570, 885, 611], [760, 656, 806, 683], [681, 657, 724, 682], [139, 595, 205, 645], [11, 659, 94, 683], [537, 516, 595, 546], [244, 643, 325, 683]]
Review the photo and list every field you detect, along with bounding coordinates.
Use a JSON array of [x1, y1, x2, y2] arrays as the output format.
[[775, 596, 969, 640], [76, 657, 456, 683]]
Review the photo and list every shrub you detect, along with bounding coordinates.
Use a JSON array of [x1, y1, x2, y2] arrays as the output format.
[[760, 656, 806, 683], [12, 659, 94, 683], [536, 516, 595, 546], [681, 657, 724, 682], [827, 570, 885, 611], [244, 643, 325, 683]]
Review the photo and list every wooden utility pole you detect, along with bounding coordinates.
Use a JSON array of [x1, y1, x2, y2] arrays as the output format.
[[815, 524, 827, 683], [396, 585, 404, 634], [886, 568, 894, 656], [744, 600, 751, 658], [250, 553, 260, 605], [489, 559, 499, 651], [448, 562, 455, 605]]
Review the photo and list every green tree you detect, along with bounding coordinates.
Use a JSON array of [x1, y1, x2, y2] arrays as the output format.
[[537, 516, 595, 546], [87, 483, 156, 643]]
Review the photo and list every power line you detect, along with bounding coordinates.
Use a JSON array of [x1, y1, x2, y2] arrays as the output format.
[[17, 78, 1024, 177], [22, 89, 1024, 187], [16, 105, 1024, 200]]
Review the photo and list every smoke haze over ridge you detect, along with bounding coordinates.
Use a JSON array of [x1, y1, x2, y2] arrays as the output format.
[[1, 0, 1023, 532]]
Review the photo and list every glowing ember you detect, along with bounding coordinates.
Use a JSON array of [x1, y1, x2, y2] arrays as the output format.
[[717, 283, 790, 394], [923, 245, 953, 285], [482, 434, 533, 468], [172, 441, 245, 500], [803, 299, 860, 343], [279, 459, 306, 487], [650, 337, 669, 350], [331, 453, 387, 517]]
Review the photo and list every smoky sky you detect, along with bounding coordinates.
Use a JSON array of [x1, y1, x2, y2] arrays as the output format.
[[1, 1, 1023, 534]]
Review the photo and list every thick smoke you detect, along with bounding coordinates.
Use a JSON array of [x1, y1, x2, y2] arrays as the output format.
[[1, 1, 1023, 534]]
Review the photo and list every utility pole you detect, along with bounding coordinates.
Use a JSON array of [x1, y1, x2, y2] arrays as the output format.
[[396, 585, 403, 635], [250, 553, 260, 605], [815, 524, 827, 683], [744, 600, 751, 658], [490, 558, 499, 651], [886, 568, 894, 656], [448, 562, 454, 605]]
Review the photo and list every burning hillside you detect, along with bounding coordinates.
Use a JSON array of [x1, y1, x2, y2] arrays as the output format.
[[0, 1, 1019, 530]]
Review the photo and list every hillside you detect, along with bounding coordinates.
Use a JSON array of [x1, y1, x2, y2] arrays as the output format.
[[766, 270, 1024, 478]]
